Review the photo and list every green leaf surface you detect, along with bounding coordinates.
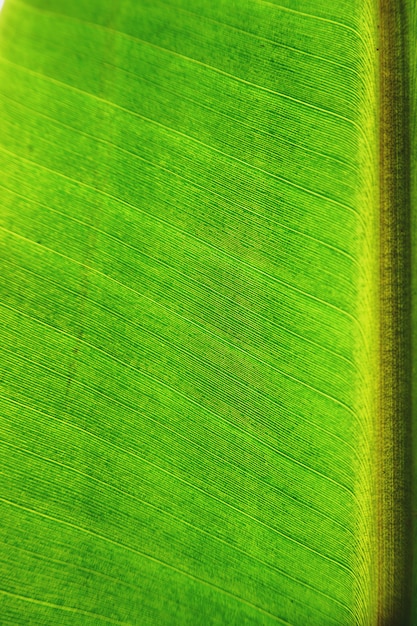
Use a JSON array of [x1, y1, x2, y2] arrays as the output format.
[[0, 0, 413, 624]]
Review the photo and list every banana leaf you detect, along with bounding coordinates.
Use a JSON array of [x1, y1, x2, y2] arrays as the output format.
[[0, 0, 415, 624]]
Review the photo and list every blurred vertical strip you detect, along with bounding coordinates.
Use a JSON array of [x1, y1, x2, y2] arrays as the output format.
[[378, 0, 413, 623], [405, 0, 417, 622]]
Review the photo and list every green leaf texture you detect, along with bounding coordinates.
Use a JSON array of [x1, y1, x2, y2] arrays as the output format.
[[409, 0, 417, 620], [0, 0, 407, 624]]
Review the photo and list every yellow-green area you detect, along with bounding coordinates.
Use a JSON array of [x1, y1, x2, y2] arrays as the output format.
[[0, 0, 390, 624]]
